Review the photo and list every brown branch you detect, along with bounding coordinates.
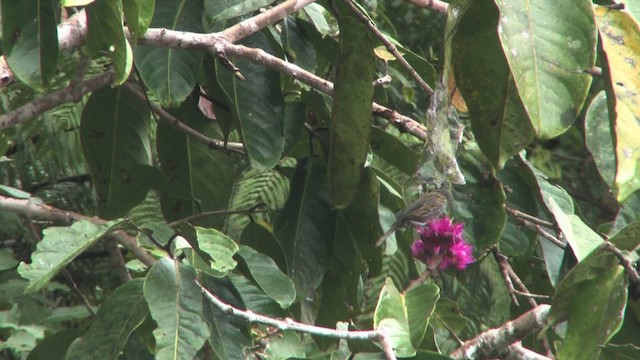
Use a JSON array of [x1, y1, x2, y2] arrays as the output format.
[[404, 0, 449, 14], [105, 237, 132, 282], [492, 248, 519, 306], [197, 280, 397, 359], [341, 0, 433, 95], [122, 82, 246, 155], [450, 305, 551, 360], [505, 207, 565, 249], [0, 71, 115, 131], [505, 207, 554, 228]]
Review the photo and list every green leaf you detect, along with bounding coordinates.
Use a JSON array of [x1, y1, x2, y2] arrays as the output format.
[[0, 185, 31, 199], [135, 0, 204, 107], [341, 168, 383, 275], [585, 91, 616, 186], [195, 226, 239, 275], [370, 128, 420, 176], [405, 283, 439, 348], [65, 279, 149, 360], [80, 86, 151, 219], [27, 329, 84, 360], [237, 245, 296, 309], [216, 31, 286, 170], [18, 219, 127, 294], [156, 98, 237, 229], [273, 159, 334, 299], [123, 0, 155, 38], [547, 198, 603, 262], [264, 331, 306, 359], [555, 253, 627, 359], [329, 16, 375, 208], [282, 17, 317, 73], [595, 7, 640, 202], [1, 0, 58, 89], [201, 276, 253, 360], [85, 0, 133, 85], [453, 144, 507, 250], [144, 258, 210, 360], [517, 153, 574, 218], [494, 0, 596, 139], [609, 222, 640, 253], [373, 278, 414, 357], [228, 272, 285, 316], [204, 0, 277, 23], [451, 0, 534, 169]]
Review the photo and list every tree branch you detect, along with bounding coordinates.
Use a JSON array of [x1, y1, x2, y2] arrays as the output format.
[[0, 71, 115, 131], [342, 0, 433, 95], [197, 280, 397, 359], [450, 305, 551, 360]]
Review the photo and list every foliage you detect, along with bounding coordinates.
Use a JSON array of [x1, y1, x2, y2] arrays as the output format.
[[0, 0, 639, 359]]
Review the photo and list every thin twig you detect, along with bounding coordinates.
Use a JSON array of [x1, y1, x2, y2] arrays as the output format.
[[197, 280, 397, 359], [342, 0, 433, 95], [602, 241, 640, 285], [513, 290, 550, 300], [167, 207, 268, 227], [492, 248, 519, 306], [505, 207, 554, 228], [123, 82, 246, 155]]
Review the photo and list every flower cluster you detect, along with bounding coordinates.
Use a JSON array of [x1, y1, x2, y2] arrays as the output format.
[[411, 217, 474, 271]]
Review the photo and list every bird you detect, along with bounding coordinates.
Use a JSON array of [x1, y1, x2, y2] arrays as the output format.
[[376, 188, 452, 246]]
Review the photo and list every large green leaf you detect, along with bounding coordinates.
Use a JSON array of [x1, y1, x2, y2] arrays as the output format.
[[273, 159, 334, 299], [135, 0, 204, 107], [201, 276, 253, 360], [17, 219, 127, 294], [585, 91, 615, 186], [216, 31, 286, 170], [123, 0, 155, 38], [329, 16, 375, 208], [156, 98, 237, 229], [494, 0, 596, 139], [144, 258, 210, 360], [1, 0, 58, 89], [281, 17, 317, 73], [553, 250, 627, 359], [370, 128, 420, 176], [452, 144, 507, 250], [451, 0, 534, 169], [595, 6, 640, 202], [547, 198, 603, 262], [373, 278, 414, 357], [405, 283, 439, 348], [228, 272, 285, 316], [237, 245, 296, 309], [85, 0, 133, 85], [80, 87, 151, 219], [65, 279, 149, 359]]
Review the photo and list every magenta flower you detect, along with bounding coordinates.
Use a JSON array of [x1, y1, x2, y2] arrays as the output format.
[[411, 217, 474, 271]]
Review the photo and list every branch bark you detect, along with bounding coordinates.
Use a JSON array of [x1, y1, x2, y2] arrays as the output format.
[[450, 304, 551, 360]]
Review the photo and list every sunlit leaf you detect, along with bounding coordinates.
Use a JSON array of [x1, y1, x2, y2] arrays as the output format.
[[373, 278, 414, 357], [596, 6, 640, 202], [494, 0, 597, 139], [18, 219, 127, 294]]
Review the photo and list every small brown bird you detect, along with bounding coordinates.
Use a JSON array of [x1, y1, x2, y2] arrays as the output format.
[[376, 189, 451, 246]]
